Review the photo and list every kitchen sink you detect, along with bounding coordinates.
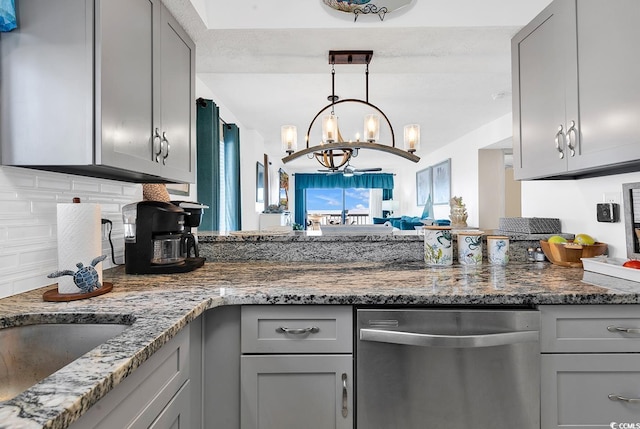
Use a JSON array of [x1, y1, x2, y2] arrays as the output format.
[[0, 318, 133, 402]]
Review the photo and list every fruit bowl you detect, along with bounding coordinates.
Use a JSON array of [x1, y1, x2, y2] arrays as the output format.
[[540, 240, 608, 268]]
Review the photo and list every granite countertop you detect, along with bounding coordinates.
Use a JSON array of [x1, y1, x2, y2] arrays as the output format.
[[0, 260, 638, 429]]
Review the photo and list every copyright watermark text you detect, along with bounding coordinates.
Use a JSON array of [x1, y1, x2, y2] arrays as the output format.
[[611, 423, 640, 429]]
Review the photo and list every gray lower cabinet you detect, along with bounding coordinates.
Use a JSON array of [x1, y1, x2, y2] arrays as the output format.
[[512, 0, 640, 180], [239, 305, 353, 429], [542, 354, 640, 428], [540, 305, 640, 428], [70, 317, 201, 429], [0, 0, 195, 183], [241, 355, 352, 429]]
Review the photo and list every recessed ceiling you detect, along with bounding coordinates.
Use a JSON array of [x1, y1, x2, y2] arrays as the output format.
[[162, 0, 553, 171]]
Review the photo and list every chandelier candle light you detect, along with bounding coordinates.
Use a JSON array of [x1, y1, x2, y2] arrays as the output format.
[[281, 50, 421, 171], [281, 125, 297, 154]]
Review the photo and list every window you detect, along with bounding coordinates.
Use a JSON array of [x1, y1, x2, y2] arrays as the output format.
[[306, 188, 371, 225]]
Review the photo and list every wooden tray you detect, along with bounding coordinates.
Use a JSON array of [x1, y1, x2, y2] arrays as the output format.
[[43, 282, 113, 302]]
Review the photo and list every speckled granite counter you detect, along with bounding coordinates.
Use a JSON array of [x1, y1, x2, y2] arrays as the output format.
[[198, 230, 570, 263], [0, 260, 635, 429]]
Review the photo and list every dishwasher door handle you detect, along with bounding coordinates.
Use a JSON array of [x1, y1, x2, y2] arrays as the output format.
[[360, 328, 539, 348]]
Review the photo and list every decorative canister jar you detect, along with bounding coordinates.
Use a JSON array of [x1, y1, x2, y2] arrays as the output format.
[[456, 231, 484, 265], [424, 226, 453, 266], [487, 235, 510, 265]]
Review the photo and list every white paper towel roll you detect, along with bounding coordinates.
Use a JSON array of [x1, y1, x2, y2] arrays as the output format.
[[56, 202, 102, 294]]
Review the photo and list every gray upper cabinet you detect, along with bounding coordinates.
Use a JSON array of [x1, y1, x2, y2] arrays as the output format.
[[512, 0, 640, 180], [0, 0, 195, 183]]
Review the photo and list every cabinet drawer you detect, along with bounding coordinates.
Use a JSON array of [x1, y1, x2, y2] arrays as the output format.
[[542, 353, 640, 428], [540, 305, 640, 353], [241, 305, 352, 354]]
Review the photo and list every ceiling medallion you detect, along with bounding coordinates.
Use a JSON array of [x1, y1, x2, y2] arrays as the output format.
[[322, 0, 413, 22]]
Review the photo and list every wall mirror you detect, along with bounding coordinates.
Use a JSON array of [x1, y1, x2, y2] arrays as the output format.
[[623, 182, 640, 259], [256, 162, 264, 203]]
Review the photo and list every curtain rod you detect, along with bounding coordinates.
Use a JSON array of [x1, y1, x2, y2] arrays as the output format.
[[291, 173, 396, 176], [196, 97, 230, 125]]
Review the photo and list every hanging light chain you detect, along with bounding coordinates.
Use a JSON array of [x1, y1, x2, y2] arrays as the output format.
[[331, 62, 336, 116], [365, 62, 369, 103]]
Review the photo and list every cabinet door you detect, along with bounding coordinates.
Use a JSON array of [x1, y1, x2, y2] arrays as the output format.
[[512, 0, 577, 180], [568, 0, 640, 172], [542, 353, 640, 429], [241, 355, 353, 429], [148, 380, 191, 429], [97, 0, 160, 176], [156, 5, 196, 183]]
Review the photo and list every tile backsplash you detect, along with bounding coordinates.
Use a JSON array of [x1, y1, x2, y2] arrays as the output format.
[[0, 166, 141, 298]]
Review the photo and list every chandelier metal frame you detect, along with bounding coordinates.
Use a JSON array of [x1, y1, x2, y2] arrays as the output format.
[[281, 50, 420, 169]]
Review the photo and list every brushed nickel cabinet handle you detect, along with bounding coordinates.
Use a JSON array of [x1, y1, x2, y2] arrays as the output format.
[[609, 394, 640, 403], [607, 325, 640, 334], [153, 128, 162, 162], [161, 132, 170, 165], [275, 326, 320, 335], [555, 124, 565, 159], [566, 120, 577, 157], [342, 373, 348, 418]]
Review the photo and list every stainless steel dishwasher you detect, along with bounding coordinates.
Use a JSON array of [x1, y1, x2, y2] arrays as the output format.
[[356, 308, 540, 429]]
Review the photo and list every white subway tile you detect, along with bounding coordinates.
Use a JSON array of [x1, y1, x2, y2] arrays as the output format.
[[72, 180, 101, 193], [123, 185, 141, 197], [0, 200, 31, 214], [0, 254, 19, 271], [36, 176, 72, 191], [12, 274, 54, 295], [0, 169, 140, 298], [100, 183, 123, 195], [19, 247, 57, 266], [7, 224, 52, 241], [0, 167, 37, 188], [31, 201, 58, 214], [0, 280, 12, 299]]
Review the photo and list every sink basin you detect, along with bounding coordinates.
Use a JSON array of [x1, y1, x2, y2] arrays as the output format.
[[0, 319, 132, 402]]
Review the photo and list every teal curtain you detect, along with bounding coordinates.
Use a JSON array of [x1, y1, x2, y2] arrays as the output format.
[[294, 173, 394, 226], [196, 99, 220, 231], [224, 124, 241, 231], [0, 0, 16, 32]]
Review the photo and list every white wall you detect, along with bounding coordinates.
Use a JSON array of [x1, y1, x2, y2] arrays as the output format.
[[522, 173, 640, 259], [0, 166, 140, 299], [395, 113, 513, 226]]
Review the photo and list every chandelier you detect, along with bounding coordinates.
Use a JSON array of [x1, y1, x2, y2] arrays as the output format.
[[281, 50, 420, 171]]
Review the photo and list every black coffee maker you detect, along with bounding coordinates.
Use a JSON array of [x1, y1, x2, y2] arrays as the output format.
[[122, 201, 205, 274], [171, 201, 208, 258]]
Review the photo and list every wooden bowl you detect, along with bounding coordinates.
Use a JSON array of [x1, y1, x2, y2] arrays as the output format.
[[539, 240, 608, 268]]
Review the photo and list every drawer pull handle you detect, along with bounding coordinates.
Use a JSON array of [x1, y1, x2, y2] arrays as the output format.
[[607, 325, 640, 334], [342, 373, 348, 418], [609, 394, 640, 403], [555, 125, 565, 159], [275, 326, 320, 335], [566, 120, 577, 157]]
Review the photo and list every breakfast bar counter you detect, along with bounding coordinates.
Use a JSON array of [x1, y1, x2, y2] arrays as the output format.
[[0, 260, 638, 429]]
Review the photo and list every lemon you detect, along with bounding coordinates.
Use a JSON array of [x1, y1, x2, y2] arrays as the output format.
[[548, 235, 568, 244], [574, 233, 596, 245]]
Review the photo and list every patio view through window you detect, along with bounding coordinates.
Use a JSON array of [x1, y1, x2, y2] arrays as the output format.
[[306, 188, 371, 226]]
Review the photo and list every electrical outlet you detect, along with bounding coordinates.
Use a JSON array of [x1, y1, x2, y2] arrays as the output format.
[[603, 192, 621, 204]]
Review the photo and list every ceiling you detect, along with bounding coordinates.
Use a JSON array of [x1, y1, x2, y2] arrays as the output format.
[[162, 0, 553, 172]]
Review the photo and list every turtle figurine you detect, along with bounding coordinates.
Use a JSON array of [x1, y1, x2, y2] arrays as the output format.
[[48, 255, 107, 293]]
